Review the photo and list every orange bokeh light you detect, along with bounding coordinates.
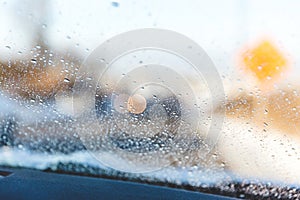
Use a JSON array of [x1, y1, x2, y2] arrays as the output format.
[[242, 40, 288, 82]]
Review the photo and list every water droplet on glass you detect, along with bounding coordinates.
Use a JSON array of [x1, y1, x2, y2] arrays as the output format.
[[30, 59, 37, 64], [111, 1, 119, 7], [64, 78, 70, 83], [42, 24, 47, 29], [258, 66, 262, 71]]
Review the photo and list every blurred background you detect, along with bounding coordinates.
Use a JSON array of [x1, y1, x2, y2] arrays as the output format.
[[0, 0, 298, 66], [1, 0, 300, 96], [2, 0, 300, 191]]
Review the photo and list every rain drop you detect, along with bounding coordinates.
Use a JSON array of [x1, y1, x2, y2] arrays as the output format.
[[30, 59, 37, 64], [258, 66, 262, 71], [111, 1, 119, 7], [42, 24, 47, 29], [64, 78, 70, 83], [99, 58, 106, 63]]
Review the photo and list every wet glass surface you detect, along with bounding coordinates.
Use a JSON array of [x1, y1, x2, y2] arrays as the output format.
[[1, 0, 300, 199]]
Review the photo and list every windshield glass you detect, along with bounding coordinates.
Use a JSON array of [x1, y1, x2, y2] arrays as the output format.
[[1, 0, 300, 198]]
